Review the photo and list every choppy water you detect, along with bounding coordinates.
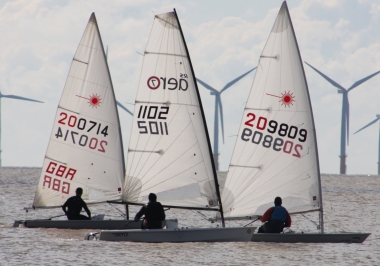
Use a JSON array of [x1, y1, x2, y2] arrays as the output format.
[[0, 167, 379, 265]]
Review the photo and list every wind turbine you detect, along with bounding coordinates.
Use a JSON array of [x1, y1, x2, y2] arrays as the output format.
[[105, 45, 133, 115], [0, 91, 43, 166], [196, 67, 256, 171], [305, 62, 380, 174], [354, 115, 380, 174]]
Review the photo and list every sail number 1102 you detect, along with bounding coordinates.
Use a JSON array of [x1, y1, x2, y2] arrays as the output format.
[[137, 105, 169, 135]]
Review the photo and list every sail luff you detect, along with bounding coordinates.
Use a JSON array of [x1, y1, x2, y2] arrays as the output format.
[[173, 9, 225, 227], [91, 13, 126, 178], [283, 2, 324, 232]]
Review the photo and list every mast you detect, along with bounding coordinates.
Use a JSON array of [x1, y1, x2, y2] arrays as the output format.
[[173, 9, 225, 227], [0, 96, 1, 167], [93, 14, 128, 219], [91, 13, 126, 183], [284, 2, 324, 233]]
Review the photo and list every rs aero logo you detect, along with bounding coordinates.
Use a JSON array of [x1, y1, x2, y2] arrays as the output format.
[[147, 73, 188, 91]]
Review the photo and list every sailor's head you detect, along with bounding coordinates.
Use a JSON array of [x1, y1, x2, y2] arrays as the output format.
[[274, 197, 282, 206], [76, 187, 83, 196], [148, 193, 157, 202]]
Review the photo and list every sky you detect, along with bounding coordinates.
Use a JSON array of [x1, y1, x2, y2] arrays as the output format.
[[1, 0, 380, 175]]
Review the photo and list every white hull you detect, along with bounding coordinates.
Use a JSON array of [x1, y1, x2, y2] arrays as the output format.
[[13, 219, 178, 230], [251, 232, 370, 243], [85, 227, 256, 242]]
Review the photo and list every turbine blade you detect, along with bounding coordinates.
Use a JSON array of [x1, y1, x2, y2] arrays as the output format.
[[354, 117, 380, 134], [218, 95, 225, 144], [196, 78, 218, 93], [116, 101, 133, 115], [348, 70, 380, 91], [1, 94, 43, 103], [304, 62, 346, 92], [220, 67, 257, 93]]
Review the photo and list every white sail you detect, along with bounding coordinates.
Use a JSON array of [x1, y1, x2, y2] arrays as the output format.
[[123, 11, 219, 209], [33, 13, 125, 207], [222, 2, 322, 219]]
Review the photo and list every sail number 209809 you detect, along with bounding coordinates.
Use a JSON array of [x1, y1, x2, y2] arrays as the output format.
[[241, 112, 307, 158]]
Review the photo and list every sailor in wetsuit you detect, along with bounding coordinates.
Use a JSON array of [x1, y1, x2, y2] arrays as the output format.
[[257, 196, 291, 233], [134, 193, 165, 229], [61, 187, 91, 220]]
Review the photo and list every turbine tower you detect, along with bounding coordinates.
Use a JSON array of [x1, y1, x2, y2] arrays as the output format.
[[196, 67, 256, 171], [0, 92, 43, 166], [354, 115, 380, 175], [105, 45, 133, 115], [305, 62, 380, 174]]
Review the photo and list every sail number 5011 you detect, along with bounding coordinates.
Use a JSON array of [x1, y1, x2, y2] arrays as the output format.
[[137, 105, 169, 135]]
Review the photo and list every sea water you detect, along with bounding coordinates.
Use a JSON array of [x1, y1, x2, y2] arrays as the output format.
[[0, 167, 378, 265]]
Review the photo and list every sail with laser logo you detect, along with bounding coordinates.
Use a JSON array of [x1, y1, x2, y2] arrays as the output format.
[[33, 13, 125, 207], [221, 2, 322, 220]]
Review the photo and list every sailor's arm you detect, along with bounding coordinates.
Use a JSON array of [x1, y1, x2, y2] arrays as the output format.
[[284, 211, 291, 227], [134, 205, 147, 221], [260, 207, 274, 222], [82, 200, 91, 218], [61, 200, 68, 215]]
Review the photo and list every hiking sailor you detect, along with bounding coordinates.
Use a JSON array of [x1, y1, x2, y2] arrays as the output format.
[[134, 193, 165, 229], [258, 196, 291, 233], [61, 187, 91, 220]]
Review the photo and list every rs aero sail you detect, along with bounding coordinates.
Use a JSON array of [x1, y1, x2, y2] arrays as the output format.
[[220, 1, 370, 243], [85, 10, 255, 242]]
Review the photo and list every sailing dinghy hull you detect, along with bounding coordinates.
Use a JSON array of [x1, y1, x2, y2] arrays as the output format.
[[251, 232, 370, 243], [85, 227, 256, 242], [13, 219, 178, 230]]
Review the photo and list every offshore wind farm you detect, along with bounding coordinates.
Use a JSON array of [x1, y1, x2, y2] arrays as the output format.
[[196, 67, 256, 171], [305, 62, 380, 174], [1, 0, 380, 176], [354, 114, 380, 175], [0, 91, 43, 166], [1, 1, 380, 265]]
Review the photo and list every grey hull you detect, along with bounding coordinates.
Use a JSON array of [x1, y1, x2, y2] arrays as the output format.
[[13, 219, 177, 230], [85, 226, 256, 242], [251, 232, 370, 243]]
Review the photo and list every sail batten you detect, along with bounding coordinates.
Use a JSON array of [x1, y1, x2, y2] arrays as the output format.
[[221, 2, 322, 222], [32, 13, 125, 208], [145, 51, 187, 57]]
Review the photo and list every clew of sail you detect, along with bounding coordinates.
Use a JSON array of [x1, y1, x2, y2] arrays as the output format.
[[221, 2, 322, 220], [123, 12, 219, 210], [33, 13, 125, 207]]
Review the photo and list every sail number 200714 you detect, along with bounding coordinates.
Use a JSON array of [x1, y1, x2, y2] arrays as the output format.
[[54, 112, 108, 153], [241, 113, 307, 158]]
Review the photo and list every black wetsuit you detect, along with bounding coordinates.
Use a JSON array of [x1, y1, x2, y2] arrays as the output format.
[[134, 201, 165, 229], [62, 196, 91, 220]]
